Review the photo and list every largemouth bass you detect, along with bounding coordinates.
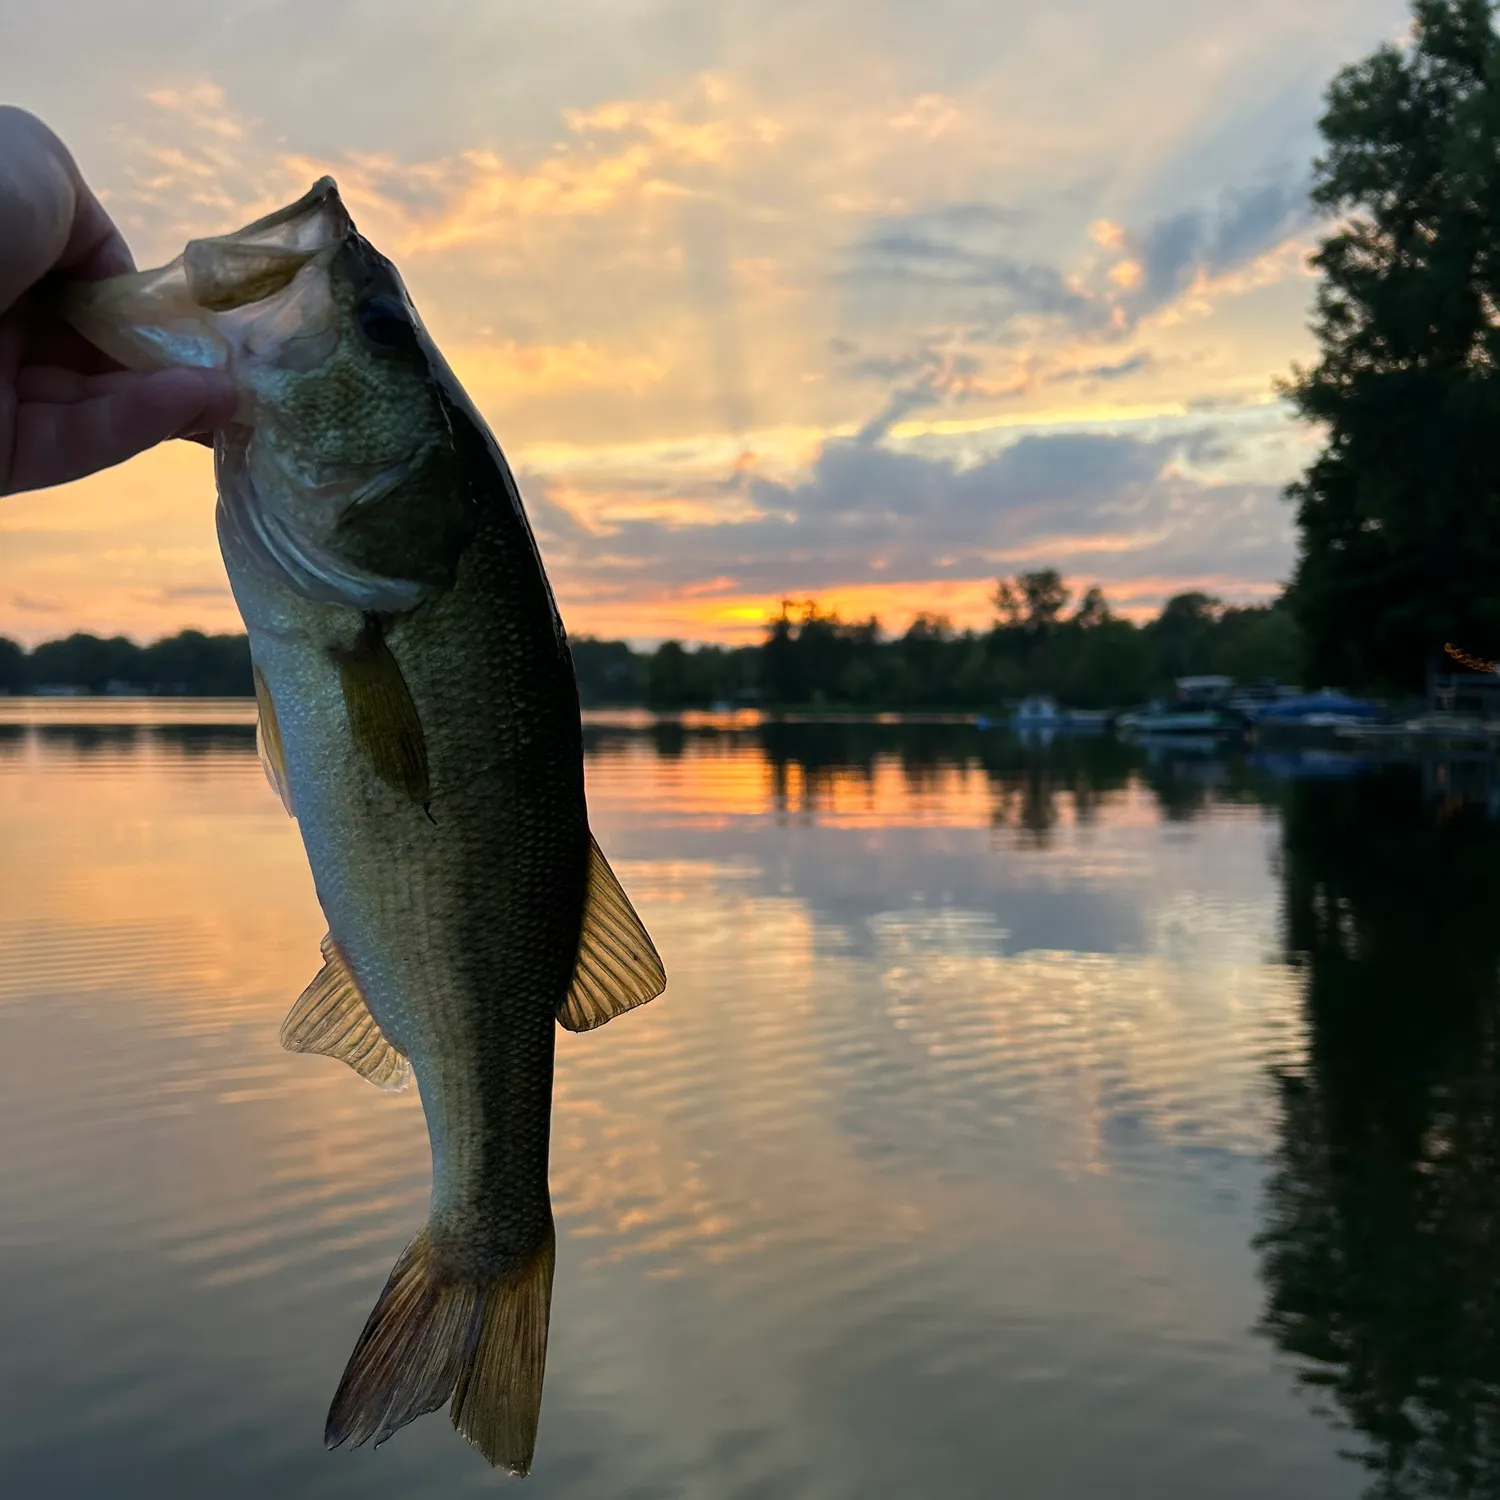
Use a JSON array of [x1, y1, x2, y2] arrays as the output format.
[[65, 179, 666, 1474]]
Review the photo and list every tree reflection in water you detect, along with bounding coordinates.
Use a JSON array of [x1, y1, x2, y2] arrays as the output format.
[[1257, 769, 1500, 1498]]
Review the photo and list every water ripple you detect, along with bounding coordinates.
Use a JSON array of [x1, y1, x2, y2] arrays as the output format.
[[0, 722, 1359, 1498]]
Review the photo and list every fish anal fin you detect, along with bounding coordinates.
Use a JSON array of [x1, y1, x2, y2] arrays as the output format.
[[557, 835, 666, 1032], [331, 621, 431, 806], [325, 1219, 556, 1476], [253, 664, 295, 817], [281, 934, 411, 1092]]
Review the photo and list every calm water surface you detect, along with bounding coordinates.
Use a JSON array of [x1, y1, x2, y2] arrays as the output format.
[[1, 706, 1496, 1498]]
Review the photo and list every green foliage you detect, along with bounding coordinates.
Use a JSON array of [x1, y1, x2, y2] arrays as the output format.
[[1288, 0, 1500, 692]]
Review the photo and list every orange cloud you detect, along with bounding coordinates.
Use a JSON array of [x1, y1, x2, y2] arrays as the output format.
[[1152, 233, 1318, 326], [564, 82, 782, 163], [1089, 219, 1126, 250], [142, 83, 245, 138]]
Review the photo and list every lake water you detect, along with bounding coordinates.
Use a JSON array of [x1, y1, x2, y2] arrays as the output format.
[[2, 704, 1497, 1499]]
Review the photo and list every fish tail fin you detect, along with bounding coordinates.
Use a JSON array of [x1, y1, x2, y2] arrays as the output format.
[[324, 1216, 556, 1475], [450, 1221, 556, 1473]]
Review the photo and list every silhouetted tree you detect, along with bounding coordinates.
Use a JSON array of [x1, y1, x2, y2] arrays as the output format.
[[1018, 569, 1070, 632], [1287, 0, 1500, 692], [0, 636, 23, 693], [139, 631, 252, 695], [992, 578, 1024, 627], [1147, 592, 1224, 680], [28, 634, 142, 692], [1073, 585, 1110, 629], [571, 637, 647, 705], [1214, 604, 1304, 688], [1060, 616, 1155, 708], [645, 640, 694, 708]]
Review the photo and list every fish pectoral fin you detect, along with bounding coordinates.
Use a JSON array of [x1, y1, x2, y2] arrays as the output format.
[[332, 620, 431, 806], [325, 1217, 555, 1475], [557, 834, 666, 1032], [253, 664, 295, 818], [281, 933, 411, 1092]]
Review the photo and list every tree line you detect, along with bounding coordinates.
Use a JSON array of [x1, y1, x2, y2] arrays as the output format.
[[0, 630, 253, 697], [578, 574, 1301, 709], [0, 570, 1300, 707]]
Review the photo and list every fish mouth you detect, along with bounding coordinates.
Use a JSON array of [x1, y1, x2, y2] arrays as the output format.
[[182, 177, 353, 313], [62, 177, 359, 374], [213, 176, 353, 256]]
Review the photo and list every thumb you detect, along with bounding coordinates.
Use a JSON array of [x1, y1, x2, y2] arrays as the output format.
[[4, 366, 238, 494]]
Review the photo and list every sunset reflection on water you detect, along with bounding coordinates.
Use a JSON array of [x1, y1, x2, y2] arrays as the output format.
[[0, 709, 1368, 1498]]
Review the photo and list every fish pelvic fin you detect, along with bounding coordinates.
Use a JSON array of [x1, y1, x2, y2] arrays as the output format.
[[325, 1218, 556, 1476], [557, 834, 666, 1032], [281, 934, 411, 1092]]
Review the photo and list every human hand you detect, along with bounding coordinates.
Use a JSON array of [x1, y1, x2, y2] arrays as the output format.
[[0, 108, 236, 495]]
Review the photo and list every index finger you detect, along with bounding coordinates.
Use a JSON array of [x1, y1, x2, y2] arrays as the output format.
[[0, 107, 134, 315]]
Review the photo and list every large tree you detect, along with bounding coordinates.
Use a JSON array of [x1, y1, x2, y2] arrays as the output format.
[[1287, 0, 1500, 693]]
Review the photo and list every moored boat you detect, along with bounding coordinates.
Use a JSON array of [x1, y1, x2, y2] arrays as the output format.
[[1008, 696, 1112, 734]]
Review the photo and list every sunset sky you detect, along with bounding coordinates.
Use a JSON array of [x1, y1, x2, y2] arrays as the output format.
[[0, 0, 1413, 646]]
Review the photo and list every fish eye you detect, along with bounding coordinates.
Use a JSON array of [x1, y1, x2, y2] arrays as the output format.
[[356, 294, 416, 352]]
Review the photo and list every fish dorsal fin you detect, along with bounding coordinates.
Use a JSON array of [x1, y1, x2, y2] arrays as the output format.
[[253, 664, 295, 817], [331, 621, 431, 807], [282, 933, 412, 1092], [558, 835, 666, 1032]]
